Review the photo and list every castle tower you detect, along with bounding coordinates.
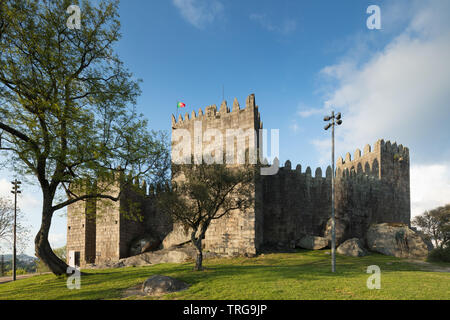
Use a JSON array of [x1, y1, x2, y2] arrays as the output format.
[[334, 139, 411, 241], [66, 175, 149, 266], [171, 94, 263, 256]]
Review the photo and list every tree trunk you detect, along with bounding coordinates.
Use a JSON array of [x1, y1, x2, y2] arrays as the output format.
[[190, 228, 204, 271], [194, 248, 203, 271], [35, 196, 68, 276]]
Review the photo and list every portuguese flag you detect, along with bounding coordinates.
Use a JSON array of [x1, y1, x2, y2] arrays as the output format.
[[177, 102, 186, 108]]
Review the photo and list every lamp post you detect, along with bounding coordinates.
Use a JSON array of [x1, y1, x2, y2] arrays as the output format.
[[10, 179, 21, 281], [324, 111, 342, 273]]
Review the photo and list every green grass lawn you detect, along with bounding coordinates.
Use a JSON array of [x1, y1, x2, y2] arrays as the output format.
[[0, 250, 448, 300]]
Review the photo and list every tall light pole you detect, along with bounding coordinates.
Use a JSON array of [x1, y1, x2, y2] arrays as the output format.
[[10, 179, 21, 281], [324, 111, 342, 273]]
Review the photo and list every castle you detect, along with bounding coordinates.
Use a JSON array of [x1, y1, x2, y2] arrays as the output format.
[[66, 94, 410, 266]]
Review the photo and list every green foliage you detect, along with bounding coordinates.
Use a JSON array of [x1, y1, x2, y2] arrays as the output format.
[[35, 245, 67, 273], [0, 0, 170, 203], [1, 258, 37, 275], [158, 163, 255, 270], [413, 204, 450, 248], [0, 251, 448, 300], [34, 258, 51, 274], [428, 246, 450, 263], [53, 245, 67, 262], [5, 268, 27, 276], [0, 0, 170, 272], [160, 163, 255, 229]]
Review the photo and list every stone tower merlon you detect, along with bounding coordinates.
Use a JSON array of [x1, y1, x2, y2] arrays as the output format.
[[171, 94, 263, 166], [171, 94, 262, 129], [336, 139, 409, 181], [170, 94, 263, 256], [278, 160, 333, 183]]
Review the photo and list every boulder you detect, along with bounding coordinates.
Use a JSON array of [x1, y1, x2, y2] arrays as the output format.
[[297, 235, 329, 250], [416, 231, 434, 252], [129, 236, 161, 256], [107, 244, 220, 268], [324, 217, 349, 246], [116, 248, 191, 267], [337, 238, 368, 257], [366, 223, 429, 259], [142, 275, 189, 296], [162, 224, 196, 248]]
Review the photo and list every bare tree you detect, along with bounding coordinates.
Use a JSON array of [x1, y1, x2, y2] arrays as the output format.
[[0, 197, 30, 254]]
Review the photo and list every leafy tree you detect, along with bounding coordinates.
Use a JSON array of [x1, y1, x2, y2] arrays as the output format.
[[413, 204, 450, 249], [0, 197, 30, 254], [158, 163, 255, 271], [0, 0, 170, 275]]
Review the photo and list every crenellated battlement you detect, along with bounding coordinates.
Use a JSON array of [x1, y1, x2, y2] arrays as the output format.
[[172, 94, 263, 129], [336, 139, 409, 179], [68, 92, 411, 264], [276, 159, 333, 181]]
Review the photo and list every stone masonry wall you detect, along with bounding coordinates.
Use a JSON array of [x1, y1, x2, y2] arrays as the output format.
[[261, 162, 332, 247], [66, 185, 96, 267], [67, 94, 411, 263], [172, 94, 262, 256], [261, 139, 411, 248]]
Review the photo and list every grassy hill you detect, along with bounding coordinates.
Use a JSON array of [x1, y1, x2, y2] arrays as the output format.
[[0, 250, 448, 300]]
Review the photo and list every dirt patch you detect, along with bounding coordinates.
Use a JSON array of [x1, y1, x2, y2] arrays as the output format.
[[0, 272, 51, 284], [121, 284, 147, 299], [406, 259, 450, 273]]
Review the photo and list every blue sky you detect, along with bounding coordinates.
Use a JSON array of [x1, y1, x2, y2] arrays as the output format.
[[1, 0, 450, 256]]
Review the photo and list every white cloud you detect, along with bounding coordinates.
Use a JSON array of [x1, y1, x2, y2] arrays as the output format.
[[173, 0, 224, 29], [0, 179, 40, 216], [309, 0, 450, 214], [48, 233, 66, 249], [411, 163, 450, 218], [316, 0, 450, 158], [250, 13, 296, 35], [289, 120, 300, 133]]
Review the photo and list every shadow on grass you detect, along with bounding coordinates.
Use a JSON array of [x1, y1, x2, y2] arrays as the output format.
[[0, 251, 441, 300]]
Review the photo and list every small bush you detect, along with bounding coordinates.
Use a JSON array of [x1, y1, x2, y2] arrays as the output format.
[[427, 246, 450, 263], [5, 268, 28, 276]]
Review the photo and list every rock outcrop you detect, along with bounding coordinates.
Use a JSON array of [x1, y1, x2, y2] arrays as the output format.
[[129, 235, 161, 256], [297, 235, 329, 250], [366, 223, 429, 259], [142, 275, 189, 296], [324, 217, 349, 246], [337, 238, 368, 257], [162, 224, 196, 249]]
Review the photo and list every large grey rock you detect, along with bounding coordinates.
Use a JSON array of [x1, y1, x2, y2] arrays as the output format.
[[104, 244, 220, 268], [162, 224, 196, 248], [366, 223, 429, 259], [337, 238, 368, 257], [297, 235, 329, 250], [116, 248, 191, 267], [324, 217, 349, 246], [142, 275, 189, 296], [416, 231, 434, 251], [129, 235, 161, 256]]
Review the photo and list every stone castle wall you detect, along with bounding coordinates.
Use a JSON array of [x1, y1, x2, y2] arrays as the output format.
[[171, 94, 262, 256], [67, 93, 411, 262], [261, 139, 410, 248], [261, 163, 332, 247], [67, 196, 95, 266], [67, 178, 170, 266]]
